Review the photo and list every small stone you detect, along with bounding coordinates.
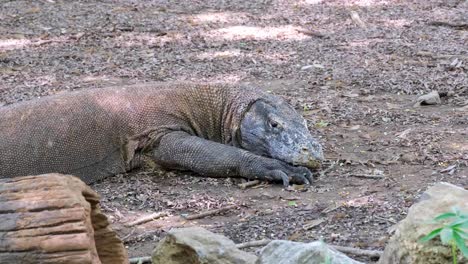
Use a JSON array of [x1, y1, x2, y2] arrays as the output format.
[[379, 182, 468, 264], [257, 240, 363, 264], [400, 153, 417, 163], [152, 227, 257, 264], [413, 91, 441, 107]]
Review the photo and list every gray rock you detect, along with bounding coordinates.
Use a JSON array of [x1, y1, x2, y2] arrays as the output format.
[[413, 91, 441, 107], [151, 227, 257, 264], [379, 182, 468, 264], [256, 240, 363, 264]]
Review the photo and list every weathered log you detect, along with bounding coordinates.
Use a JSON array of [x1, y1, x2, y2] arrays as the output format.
[[0, 173, 128, 264]]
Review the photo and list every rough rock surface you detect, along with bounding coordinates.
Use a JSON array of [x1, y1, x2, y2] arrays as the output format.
[[152, 227, 257, 264], [379, 182, 468, 264], [413, 91, 441, 107], [0, 174, 128, 264], [256, 240, 363, 264]]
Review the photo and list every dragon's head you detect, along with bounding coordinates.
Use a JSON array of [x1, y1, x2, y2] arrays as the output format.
[[239, 96, 324, 168]]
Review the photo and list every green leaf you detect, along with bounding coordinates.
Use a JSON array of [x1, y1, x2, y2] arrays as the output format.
[[288, 201, 297, 206], [440, 227, 454, 245], [420, 227, 443, 242], [449, 218, 468, 228], [457, 229, 468, 239], [434, 212, 457, 221], [458, 220, 468, 229], [453, 232, 468, 257]]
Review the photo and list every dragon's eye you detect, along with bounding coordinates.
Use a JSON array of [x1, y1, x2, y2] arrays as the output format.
[[270, 120, 279, 128]]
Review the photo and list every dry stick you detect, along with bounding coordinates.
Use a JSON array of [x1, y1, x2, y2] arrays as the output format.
[[321, 203, 342, 214], [236, 239, 271, 249], [428, 21, 468, 30], [374, 215, 397, 224], [121, 227, 136, 241], [303, 218, 325, 230], [296, 29, 328, 38], [125, 212, 168, 227], [319, 161, 337, 178], [416, 51, 468, 61], [129, 256, 152, 264], [184, 205, 238, 220], [332, 245, 382, 258], [238, 180, 261, 189], [349, 174, 384, 179]]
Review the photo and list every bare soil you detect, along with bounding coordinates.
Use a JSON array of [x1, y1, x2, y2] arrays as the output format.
[[1, 0, 467, 262]]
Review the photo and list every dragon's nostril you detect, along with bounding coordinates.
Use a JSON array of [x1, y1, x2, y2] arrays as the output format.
[[301, 147, 309, 151]]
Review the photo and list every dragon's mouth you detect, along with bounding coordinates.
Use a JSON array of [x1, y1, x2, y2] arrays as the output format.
[[292, 159, 322, 169], [305, 159, 322, 169]]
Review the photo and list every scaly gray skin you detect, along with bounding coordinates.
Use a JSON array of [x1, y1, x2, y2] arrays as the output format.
[[240, 98, 324, 167], [152, 98, 324, 186], [0, 83, 323, 186], [148, 90, 323, 187]]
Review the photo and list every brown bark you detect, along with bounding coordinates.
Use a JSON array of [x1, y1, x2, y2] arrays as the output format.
[[0, 174, 128, 264]]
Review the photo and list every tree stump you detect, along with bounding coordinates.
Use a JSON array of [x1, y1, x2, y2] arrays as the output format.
[[0, 174, 128, 264]]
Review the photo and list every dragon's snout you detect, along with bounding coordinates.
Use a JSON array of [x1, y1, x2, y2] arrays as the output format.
[[292, 143, 324, 169]]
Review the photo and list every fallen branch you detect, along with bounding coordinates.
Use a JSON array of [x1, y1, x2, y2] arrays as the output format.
[[238, 180, 260, 189], [184, 205, 238, 220], [236, 239, 271, 249], [321, 203, 342, 214], [374, 215, 397, 224], [235, 239, 383, 258], [332, 245, 382, 258], [296, 29, 329, 38], [129, 256, 152, 264], [121, 228, 136, 241], [416, 51, 468, 61], [303, 218, 325, 230], [319, 161, 337, 178], [125, 211, 168, 227], [428, 21, 468, 30], [349, 174, 384, 179]]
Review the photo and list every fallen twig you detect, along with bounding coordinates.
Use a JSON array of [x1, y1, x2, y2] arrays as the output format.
[[319, 161, 337, 178], [238, 180, 260, 189], [428, 21, 468, 30], [374, 215, 397, 224], [184, 205, 238, 220], [296, 29, 329, 38], [125, 211, 168, 227], [236, 239, 271, 249], [321, 203, 342, 214], [129, 256, 151, 264], [303, 218, 325, 230], [349, 174, 384, 179], [332, 245, 382, 258], [416, 51, 468, 61], [121, 228, 136, 241]]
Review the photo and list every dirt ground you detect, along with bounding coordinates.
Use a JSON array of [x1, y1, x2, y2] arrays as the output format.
[[1, 0, 467, 262]]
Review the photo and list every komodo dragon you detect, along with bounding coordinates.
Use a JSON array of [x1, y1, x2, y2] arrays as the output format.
[[0, 83, 324, 186]]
